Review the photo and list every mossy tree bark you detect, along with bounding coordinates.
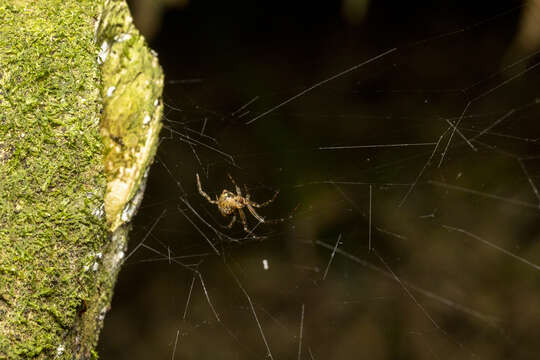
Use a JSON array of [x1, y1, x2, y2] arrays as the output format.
[[0, 1, 163, 359]]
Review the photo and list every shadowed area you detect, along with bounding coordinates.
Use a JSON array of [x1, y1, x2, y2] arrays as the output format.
[[99, 1, 540, 359]]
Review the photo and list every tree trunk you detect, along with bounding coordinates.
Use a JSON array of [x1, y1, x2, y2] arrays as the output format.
[[0, 0, 163, 358]]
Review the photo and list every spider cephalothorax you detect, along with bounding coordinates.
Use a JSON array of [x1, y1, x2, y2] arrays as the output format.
[[217, 190, 246, 216], [196, 173, 279, 232]]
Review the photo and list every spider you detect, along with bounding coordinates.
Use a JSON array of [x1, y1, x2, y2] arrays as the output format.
[[196, 173, 280, 232]]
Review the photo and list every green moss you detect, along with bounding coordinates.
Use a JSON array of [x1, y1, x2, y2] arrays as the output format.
[[0, 0, 107, 358], [0, 0, 163, 358]]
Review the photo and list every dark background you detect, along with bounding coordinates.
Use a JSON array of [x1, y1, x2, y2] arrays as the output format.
[[98, 1, 540, 359]]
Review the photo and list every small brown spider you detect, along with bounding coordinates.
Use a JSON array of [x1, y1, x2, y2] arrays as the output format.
[[196, 173, 279, 232]]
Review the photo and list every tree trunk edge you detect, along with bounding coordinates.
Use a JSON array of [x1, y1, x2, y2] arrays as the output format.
[[0, 0, 164, 358]]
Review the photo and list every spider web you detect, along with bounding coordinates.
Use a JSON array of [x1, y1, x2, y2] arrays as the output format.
[[99, 2, 540, 359]]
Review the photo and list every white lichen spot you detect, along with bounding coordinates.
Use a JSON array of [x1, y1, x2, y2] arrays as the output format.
[[99, 306, 108, 321], [98, 41, 110, 64], [114, 33, 132, 42], [143, 114, 151, 125], [56, 344, 65, 357], [106, 86, 116, 97], [113, 250, 125, 268], [121, 200, 137, 222], [120, 206, 130, 222], [92, 205, 104, 219]]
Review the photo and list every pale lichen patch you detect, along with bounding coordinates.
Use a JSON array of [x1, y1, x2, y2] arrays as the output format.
[[96, 0, 163, 232]]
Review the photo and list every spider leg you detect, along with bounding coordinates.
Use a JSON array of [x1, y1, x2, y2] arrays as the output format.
[[246, 203, 265, 223], [238, 208, 250, 232], [225, 215, 237, 229], [260, 216, 287, 224], [248, 193, 296, 225], [228, 174, 242, 196], [196, 173, 218, 204], [249, 190, 280, 208]]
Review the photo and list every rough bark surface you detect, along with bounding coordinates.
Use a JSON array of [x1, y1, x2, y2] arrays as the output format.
[[0, 0, 163, 359]]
